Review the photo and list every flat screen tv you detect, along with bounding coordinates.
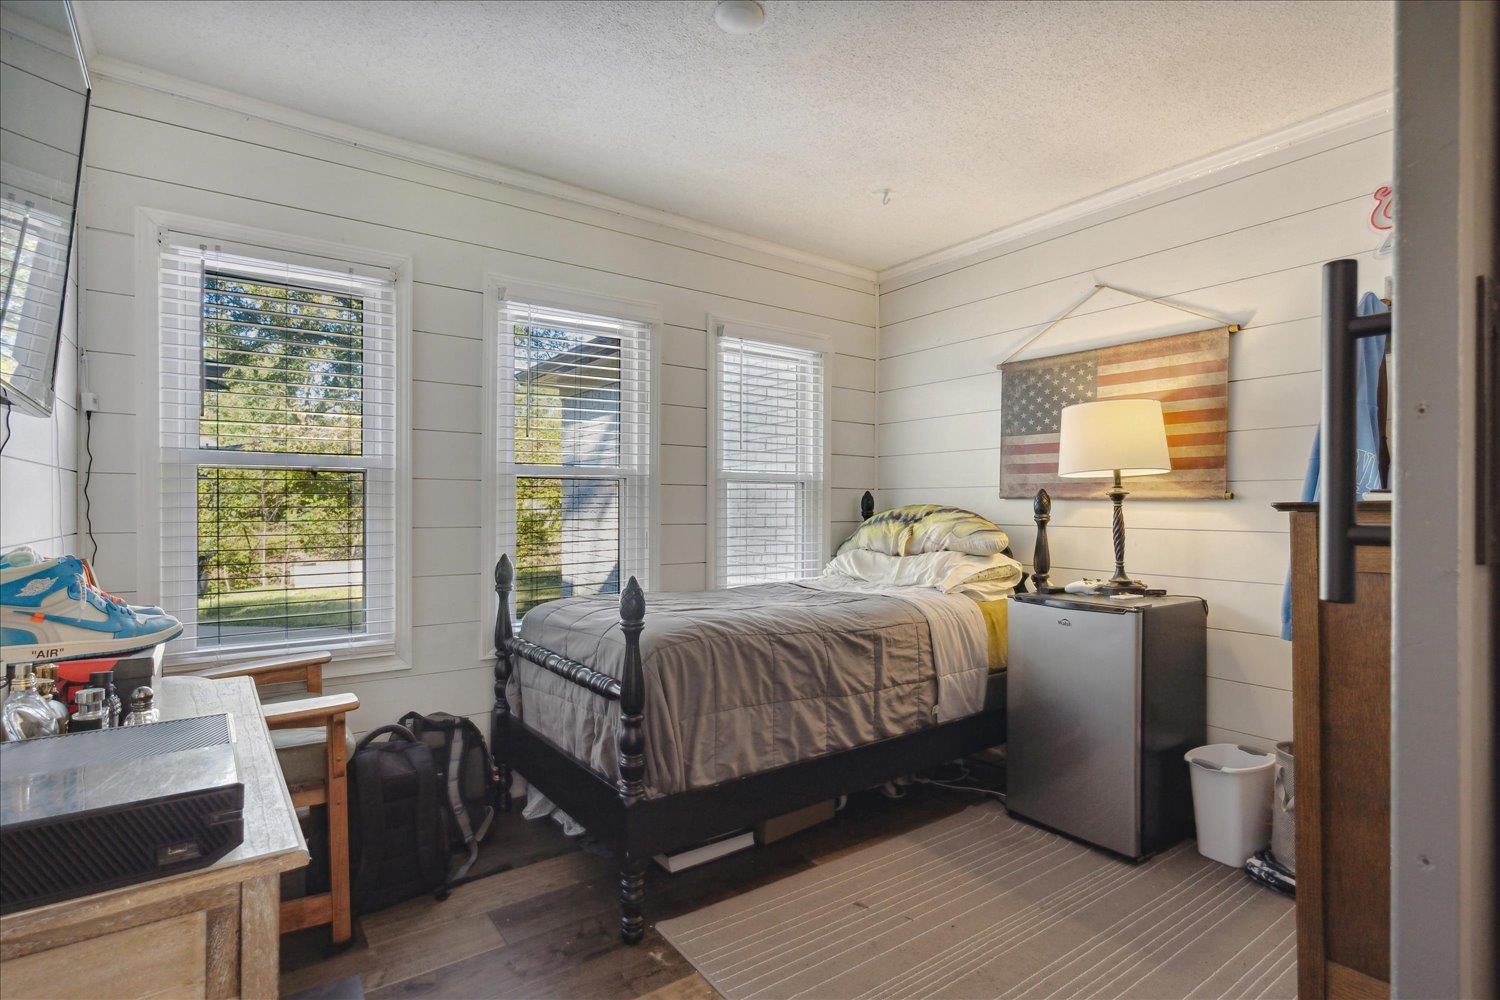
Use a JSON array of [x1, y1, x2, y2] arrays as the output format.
[[0, 0, 89, 418]]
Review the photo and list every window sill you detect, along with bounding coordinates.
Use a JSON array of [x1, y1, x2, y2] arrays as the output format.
[[324, 649, 415, 681], [165, 643, 414, 682]]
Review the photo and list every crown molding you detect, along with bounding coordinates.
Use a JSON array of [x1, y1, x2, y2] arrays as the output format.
[[878, 91, 1395, 286], [80, 53, 879, 285]]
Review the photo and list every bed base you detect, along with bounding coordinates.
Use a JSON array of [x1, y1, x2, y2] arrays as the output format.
[[491, 490, 1042, 943]]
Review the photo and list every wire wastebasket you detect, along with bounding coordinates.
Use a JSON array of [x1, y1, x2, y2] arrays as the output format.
[[1272, 741, 1295, 874]]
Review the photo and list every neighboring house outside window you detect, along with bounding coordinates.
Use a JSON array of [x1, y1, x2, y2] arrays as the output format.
[[495, 293, 652, 616], [711, 321, 828, 588], [156, 233, 398, 661]]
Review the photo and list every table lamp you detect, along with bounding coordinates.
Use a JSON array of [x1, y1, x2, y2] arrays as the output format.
[[1057, 398, 1172, 595]]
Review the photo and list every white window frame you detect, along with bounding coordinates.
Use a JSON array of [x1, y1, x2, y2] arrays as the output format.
[[707, 315, 832, 589], [482, 277, 660, 638], [135, 211, 412, 676]]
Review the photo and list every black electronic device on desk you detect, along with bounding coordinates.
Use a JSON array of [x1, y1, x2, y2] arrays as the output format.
[[0, 715, 245, 913]]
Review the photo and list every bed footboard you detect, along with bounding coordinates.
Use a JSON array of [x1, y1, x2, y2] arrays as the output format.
[[492, 556, 647, 799], [492, 557, 650, 943]]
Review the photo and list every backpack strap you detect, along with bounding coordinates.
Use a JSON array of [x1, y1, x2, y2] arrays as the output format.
[[445, 733, 480, 879], [357, 723, 417, 753], [459, 717, 497, 843]]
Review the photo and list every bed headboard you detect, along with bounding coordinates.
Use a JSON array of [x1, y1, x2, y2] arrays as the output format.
[[856, 489, 1045, 594]]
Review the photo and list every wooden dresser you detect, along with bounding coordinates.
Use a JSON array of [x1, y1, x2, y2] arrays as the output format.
[[0, 676, 307, 1000], [1276, 501, 1391, 999]]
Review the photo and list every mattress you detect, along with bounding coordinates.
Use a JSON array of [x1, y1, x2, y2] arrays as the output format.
[[509, 578, 1007, 801]]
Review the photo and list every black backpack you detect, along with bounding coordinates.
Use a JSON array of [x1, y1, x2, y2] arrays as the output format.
[[349, 724, 449, 912], [398, 711, 497, 881]]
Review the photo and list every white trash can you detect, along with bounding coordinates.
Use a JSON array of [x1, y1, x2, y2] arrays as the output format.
[[1185, 744, 1276, 868]]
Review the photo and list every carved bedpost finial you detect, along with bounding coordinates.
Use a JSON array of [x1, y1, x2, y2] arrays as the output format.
[[1030, 489, 1054, 594], [621, 576, 645, 627], [494, 556, 515, 651], [1034, 488, 1052, 520], [860, 490, 875, 521]]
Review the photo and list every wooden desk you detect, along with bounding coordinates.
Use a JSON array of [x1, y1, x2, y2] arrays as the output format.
[[0, 676, 307, 999]]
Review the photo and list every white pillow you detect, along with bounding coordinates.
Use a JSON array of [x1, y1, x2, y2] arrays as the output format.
[[822, 548, 1022, 597]]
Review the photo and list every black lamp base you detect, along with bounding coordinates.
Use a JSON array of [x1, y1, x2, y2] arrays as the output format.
[[1095, 472, 1163, 597], [1098, 577, 1152, 595], [1071, 578, 1165, 598]]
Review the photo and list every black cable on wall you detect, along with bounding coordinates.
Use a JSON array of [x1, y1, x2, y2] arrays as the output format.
[[82, 409, 98, 562]]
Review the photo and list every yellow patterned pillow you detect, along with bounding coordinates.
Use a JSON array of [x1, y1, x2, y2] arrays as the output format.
[[836, 505, 1010, 557], [835, 504, 940, 556], [905, 508, 1012, 556]]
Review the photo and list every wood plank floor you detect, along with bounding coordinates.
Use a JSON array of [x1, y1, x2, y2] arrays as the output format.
[[280, 784, 995, 999]]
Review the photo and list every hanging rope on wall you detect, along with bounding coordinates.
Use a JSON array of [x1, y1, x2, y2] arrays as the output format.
[[994, 282, 1242, 369]]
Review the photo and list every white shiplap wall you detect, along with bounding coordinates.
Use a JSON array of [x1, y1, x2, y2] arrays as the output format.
[[78, 76, 877, 730], [876, 115, 1394, 748], [0, 240, 79, 559]]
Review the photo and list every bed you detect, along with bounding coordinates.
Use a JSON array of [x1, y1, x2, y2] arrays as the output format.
[[490, 490, 1055, 943]]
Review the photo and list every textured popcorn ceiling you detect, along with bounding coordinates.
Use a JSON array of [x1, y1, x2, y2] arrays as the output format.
[[76, 0, 1394, 271]]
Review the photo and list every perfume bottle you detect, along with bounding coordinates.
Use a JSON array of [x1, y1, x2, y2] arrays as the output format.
[[71, 687, 106, 732], [31, 668, 70, 734], [91, 670, 122, 728], [0, 666, 11, 739], [122, 686, 160, 727], [2, 670, 62, 740]]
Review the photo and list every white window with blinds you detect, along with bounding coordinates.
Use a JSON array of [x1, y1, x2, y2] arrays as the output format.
[[156, 231, 398, 659], [711, 322, 828, 588], [494, 292, 653, 617]]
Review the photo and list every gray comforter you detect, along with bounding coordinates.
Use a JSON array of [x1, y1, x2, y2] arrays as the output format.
[[511, 582, 944, 798]]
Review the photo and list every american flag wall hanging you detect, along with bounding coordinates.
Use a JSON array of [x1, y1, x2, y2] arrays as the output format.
[[998, 327, 1231, 500]]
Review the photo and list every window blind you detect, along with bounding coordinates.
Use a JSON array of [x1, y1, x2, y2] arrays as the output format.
[[714, 332, 825, 588], [497, 298, 651, 616], [158, 233, 397, 659], [1, 194, 71, 405]]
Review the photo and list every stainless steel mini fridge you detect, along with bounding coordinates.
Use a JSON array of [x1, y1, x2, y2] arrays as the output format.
[[1006, 593, 1207, 859]]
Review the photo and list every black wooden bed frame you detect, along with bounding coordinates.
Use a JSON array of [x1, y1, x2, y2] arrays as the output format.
[[490, 490, 1054, 943]]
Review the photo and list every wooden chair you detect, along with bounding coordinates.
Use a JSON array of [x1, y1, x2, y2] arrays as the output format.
[[196, 651, 359, 945]]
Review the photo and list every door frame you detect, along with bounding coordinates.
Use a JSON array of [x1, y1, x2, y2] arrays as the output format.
[[1390, 3, 1497, 996]]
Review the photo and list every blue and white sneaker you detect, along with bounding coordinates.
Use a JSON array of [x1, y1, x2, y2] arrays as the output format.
[[1, 547, 183, 665]]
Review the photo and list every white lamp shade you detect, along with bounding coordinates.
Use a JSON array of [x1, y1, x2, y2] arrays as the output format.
[[1057, 399, 1172, 479]]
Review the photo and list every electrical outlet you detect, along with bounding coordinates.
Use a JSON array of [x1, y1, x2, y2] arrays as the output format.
[[78, 352, 99, 413]]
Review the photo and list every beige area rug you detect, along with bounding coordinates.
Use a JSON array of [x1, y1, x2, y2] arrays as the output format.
[[657, 804, 1296, 1000]]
